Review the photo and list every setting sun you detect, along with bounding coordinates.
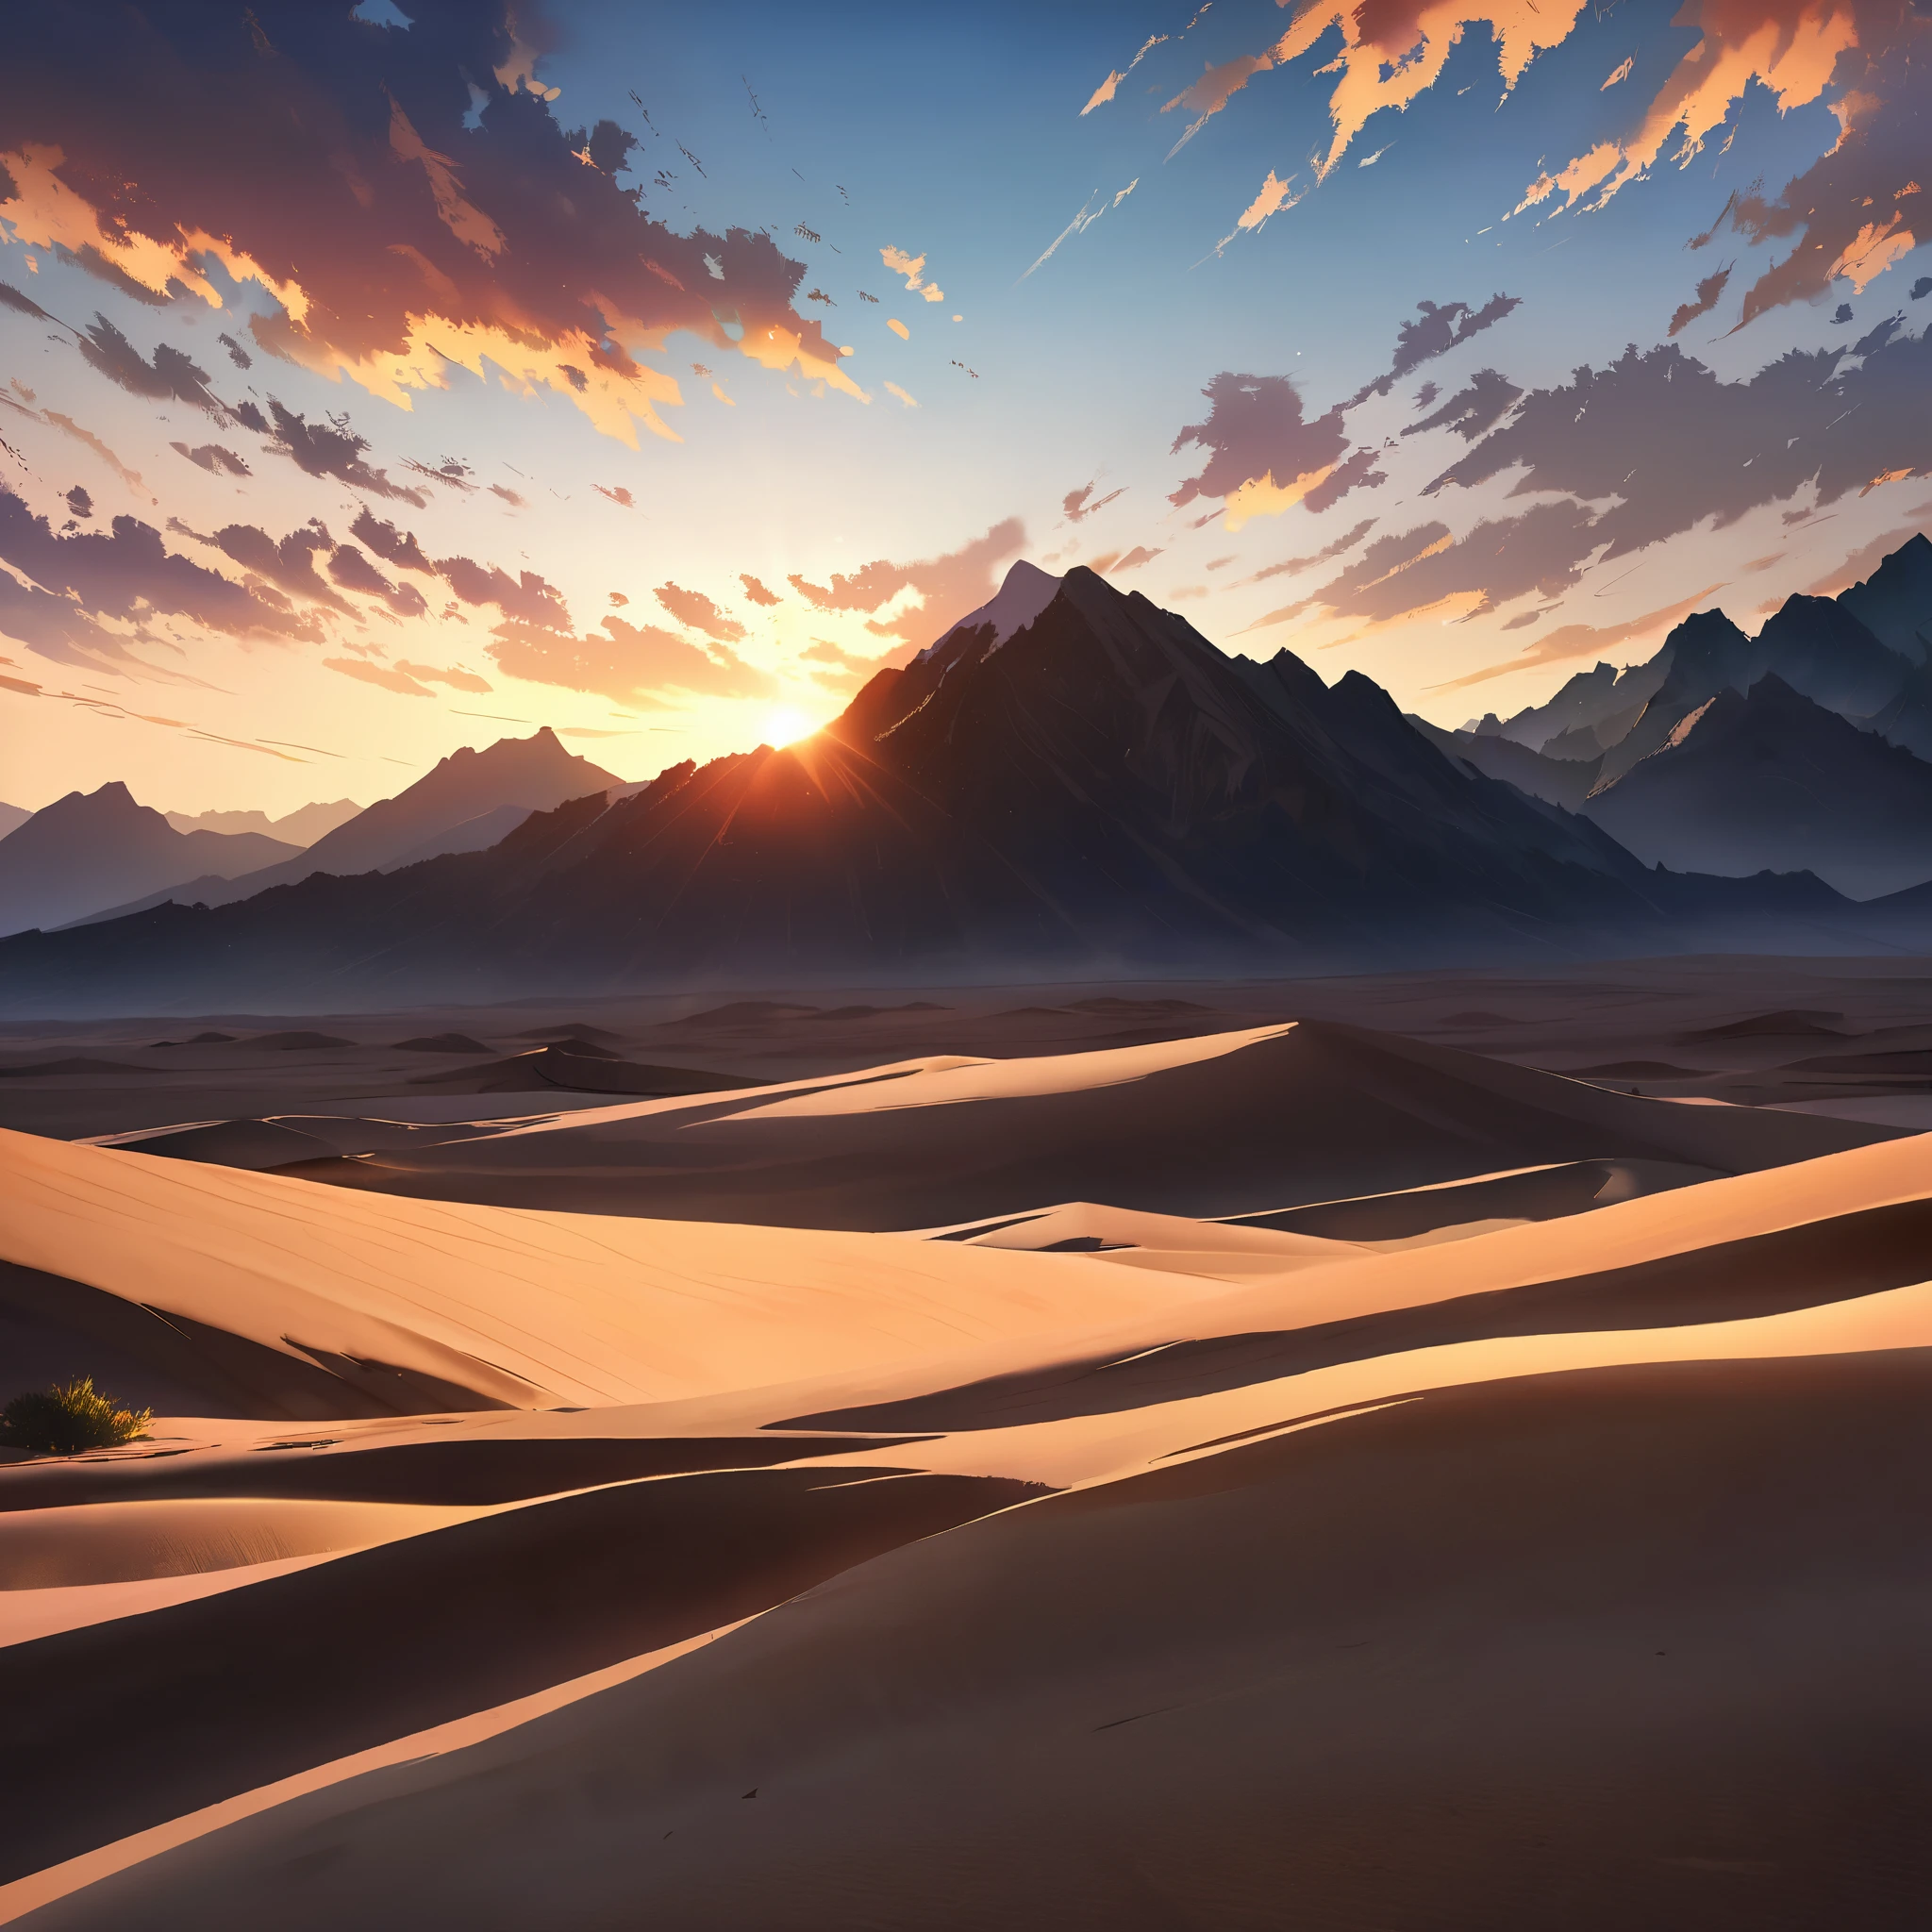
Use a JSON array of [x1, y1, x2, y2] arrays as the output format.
[[762, 707, 816, 746]]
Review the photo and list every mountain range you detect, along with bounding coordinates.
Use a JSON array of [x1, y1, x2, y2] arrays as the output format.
[[0, 784, 300, 939], [8, 553, 1923, 1015], [1426, 534, 1932, 891], [164, 800, 364, 846], [66, 729, 619, 927]]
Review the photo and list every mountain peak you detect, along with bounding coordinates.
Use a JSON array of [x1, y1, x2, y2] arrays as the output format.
[[920, 559, 1063, 660]]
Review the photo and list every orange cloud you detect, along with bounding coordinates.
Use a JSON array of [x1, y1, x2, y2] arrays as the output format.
[[1163, 2, 1589, 173], [1081, 71, 1124, 114], [1513, 0, 1860, 220], [325, 658, 491, 698], [0, 9, 864, 447], [881, 245, 945, 304]]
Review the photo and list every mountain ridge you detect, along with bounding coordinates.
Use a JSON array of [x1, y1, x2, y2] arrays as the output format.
[[69, 726, 620, 927], [0, 783, 301, 938], [0, 564, 1904, 1014]]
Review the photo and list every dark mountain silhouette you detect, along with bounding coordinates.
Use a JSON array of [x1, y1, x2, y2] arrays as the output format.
[[1858, 655, 1932, 762], [77, 727, 620, 924], [1837, 530, 1932, 661], [0, 783, 299, 936], [0, 566, 1875, 1015], [1581, 675, 1932, 898], [0, 802, 30, 840]]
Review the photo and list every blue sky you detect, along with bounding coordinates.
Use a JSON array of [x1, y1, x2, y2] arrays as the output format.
[[1, 0, 1925, 814]]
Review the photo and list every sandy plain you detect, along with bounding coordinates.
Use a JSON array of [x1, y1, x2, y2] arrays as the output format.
[[1, 956, 1928, 1928]]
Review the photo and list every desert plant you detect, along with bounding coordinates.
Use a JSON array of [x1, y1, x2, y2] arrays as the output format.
[[2, 1377, 152, 1455]]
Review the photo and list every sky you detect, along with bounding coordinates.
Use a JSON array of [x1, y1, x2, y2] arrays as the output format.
[[0, 0, 1927, 817]]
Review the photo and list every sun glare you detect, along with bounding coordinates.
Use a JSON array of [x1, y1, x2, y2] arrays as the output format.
[[763, 707, 816, 746]]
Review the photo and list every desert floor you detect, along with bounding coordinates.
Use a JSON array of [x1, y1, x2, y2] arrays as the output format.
[[2, 956, 1928, 1928]]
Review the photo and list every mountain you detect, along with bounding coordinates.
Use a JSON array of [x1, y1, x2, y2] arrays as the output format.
[[79, 728, 620, 924], [1857, 655, 1932, 762], [164, 799, 363, 847], [0, 802, 28, 840], [1469, 656, 1667, 757], [0, 566, 1878, 1014], [1837, 530, 1932, 661], [0, 783, 300, 936], [1580, 675, 1932, 898], [1420, 536, 1932, 897]]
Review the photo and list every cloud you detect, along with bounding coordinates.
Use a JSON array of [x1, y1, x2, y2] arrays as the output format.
[[1209, 169, 1304, 256], [740, 573, 781, 607], [436, 556, 573, 627], [1514, 2, 1922, 334], [1161, 2, 1588, 170], [325, 657, 492, 699], [593, 485, 635, 508], [39, 411, 149, 497], [1300, 504, 1598, 625], [1669, 264, 1734, 338], [655, 582, 745, 642], [171, 441, 251, 476], [326, 541, 430, 618], [63, 486, 92, 519], [1429, 330, 1932, 568], [260, 401, 425, 504], [1246, 519, 1376, 584], [1081, 72, 1124, 115], [881, 246, 944, 304], [887, 318, 910, 341], [1277, 319, 1932, 638], [1431, 585, 1729, 693], [0, 6, 860, 448], [1063, 483, 1126, 523], [1112, 546, 1161, 571], [799, 635, 879, 691], [489, 614, 775, 705], [0, 488, 318, 662], [884, 381, 919, 408], [349, 509, 434, 575], [1169, 373, 1360, 526], [783, 516, 1027, 642], [1348, 295, 1521, 405], [75, 316, 225, 412], [0, 278, 52, 322], [1400, 369, 1522, 441], [207, 520, 354, 613], [489, 483, 525, 506]]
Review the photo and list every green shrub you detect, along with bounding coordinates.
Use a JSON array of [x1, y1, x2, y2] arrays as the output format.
[[2, 1377, 152, 1455]]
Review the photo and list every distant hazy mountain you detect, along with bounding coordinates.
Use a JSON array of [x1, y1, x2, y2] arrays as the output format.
[[79, 728, 620, 924], [165, 799, 363, 847], [1465, 656, 1666, 758], [0, 783, 300, 936], [1582, 675, 1932, 898], [1422, 533, 1932, 897], [0, 802, 28, 841], [0, 566, 1868, 1013]]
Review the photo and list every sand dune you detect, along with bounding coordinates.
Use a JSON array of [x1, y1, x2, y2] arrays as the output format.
[[2, 1018, 1927, 1927], [0, 1494, 479, 1589], [0, 1125, 1237, 1420], [306, 1020, 1896, 1228], [19, 1351, 1929, 1931]]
